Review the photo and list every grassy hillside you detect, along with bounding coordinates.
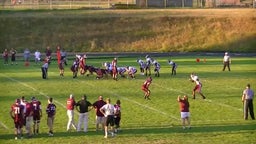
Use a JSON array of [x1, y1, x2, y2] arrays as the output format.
[[0, 9, 256, 53]]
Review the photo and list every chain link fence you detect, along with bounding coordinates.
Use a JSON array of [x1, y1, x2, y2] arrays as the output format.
[[1, 0, 255, 9]]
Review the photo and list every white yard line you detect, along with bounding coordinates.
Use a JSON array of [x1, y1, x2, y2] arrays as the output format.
[[0, 121, 9, 130], [75, 79, 181, 121], [1, 73, 66, 108], [1, 73, 243, 126]]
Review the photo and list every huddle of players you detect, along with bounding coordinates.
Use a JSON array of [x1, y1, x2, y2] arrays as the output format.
[[9, 96, 56, 140], [70, 54, 173, 80]]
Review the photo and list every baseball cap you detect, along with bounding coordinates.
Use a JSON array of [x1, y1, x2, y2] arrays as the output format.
[[225, 52, 228, 55], [70, 94, 73, 98]]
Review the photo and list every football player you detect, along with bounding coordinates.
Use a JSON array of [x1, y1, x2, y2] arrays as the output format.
[[31, 97, 42, 135], [141, 77, 152, 100], [10, 99, 25, 140]]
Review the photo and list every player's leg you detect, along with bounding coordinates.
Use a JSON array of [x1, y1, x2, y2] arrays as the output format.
[[243, 100, 249, 120], [227, 63, 231, 71], [84, 113, 88, 132], [248, 100, 255, 120], [77, 113, 82, 131]]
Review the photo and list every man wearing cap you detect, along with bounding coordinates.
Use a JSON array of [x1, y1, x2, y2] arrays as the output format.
[[222, 52, 231, 71], [66, 94, 77, 131], [93, 96, 106, 132], [242, 84, 255, 120], [76, 95, 92, 133]]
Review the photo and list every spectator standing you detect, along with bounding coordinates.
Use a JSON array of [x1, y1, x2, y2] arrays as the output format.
[[93, 96, 106, 132], [46, 97, 56, 136], [177, 95, 191, 129], [10, 99, 25, 140], [23, 48, 30, 66], [10, 48, 17, 65], [76, 95, 92, 133], [45, 46, 52, 64], [34, 50, 41, 65], [223, 52, 231, 71], [56, 45, 61, 65], [242, 84, 255, 120], [66, 94, 77, 131], [2, 48, 8, 65], [61, 49, 67, 66], [100, 98, 116, 138]]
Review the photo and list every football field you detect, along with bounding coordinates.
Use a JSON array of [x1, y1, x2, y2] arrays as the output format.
[[0, 54, 256, 144]]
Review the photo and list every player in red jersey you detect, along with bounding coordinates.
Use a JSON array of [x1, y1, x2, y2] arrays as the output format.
[[66, 94, 77, 131], [141, 77, 152, 100], [112, 57, 118, 80], [24, 98, 33, 137], [177, 95, 191, 129], [31, 97, 42, 135], [114, 100, 121, 133], [10, 99, 25, 140]]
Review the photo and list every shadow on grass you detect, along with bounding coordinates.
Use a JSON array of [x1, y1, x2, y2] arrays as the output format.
[[0, 130, 104, 140], [1, 123, 255, 140], [122, 123, 256, 135]]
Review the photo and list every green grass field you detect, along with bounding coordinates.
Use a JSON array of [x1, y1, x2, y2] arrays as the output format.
[[0, 54, 256, 144]]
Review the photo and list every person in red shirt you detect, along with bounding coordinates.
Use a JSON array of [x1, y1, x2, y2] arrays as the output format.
[[31, 97, 42, 135], [141, 77, 152, 100], [56, 45, 61, 65], [92, 96, 106, 132], [10, 99, 25, 140], [2, 48, 9, 65], [177, 95, 191, 129], [66, 94, 77, 131], [112, 57, 118, 80]]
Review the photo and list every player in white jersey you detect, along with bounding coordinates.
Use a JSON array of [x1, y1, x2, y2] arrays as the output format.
[[117, 67, 126, 78], [126, 66, 137, 79], [223, 52, 231, 71], [137, 59, 146, 75], [190, 73, 206, 99], [153, 60, 160, 77]]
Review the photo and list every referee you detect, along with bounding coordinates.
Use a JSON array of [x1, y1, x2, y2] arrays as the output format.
[[222, 52, 231, 71], [242, 84, 255, 120]]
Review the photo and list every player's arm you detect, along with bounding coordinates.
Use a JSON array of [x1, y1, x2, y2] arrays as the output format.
[[75, 102, 80, 113], [99, 106, 105, 116], [9, 109, 15, 119], [241, 93, 245, 102], [177, 95, 181, 102], [39, 108, 42, 117]]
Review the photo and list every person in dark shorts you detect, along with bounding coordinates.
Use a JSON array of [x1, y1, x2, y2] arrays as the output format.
[[242, 84, 255, 120], [100, 98, 116, 138]]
